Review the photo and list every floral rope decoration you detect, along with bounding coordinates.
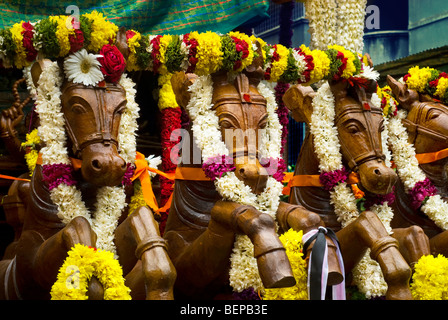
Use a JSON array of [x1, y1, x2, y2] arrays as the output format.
[[50, 244, 131, 300], [403, 66, 448, 105]]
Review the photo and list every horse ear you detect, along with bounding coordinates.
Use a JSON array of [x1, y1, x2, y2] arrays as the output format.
[[170, 71, 198, 109], [283, 84, 316, 124], [31, 59, 54, 87], [386, 75, 419, 111], [115, 27, 129, 60]]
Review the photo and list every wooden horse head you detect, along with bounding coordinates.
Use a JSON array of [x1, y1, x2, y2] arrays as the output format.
[[30, 28, 129, 187], [284, 79, 397, 195], [171, 43, 269, 194], [387, 75, 448, 158]]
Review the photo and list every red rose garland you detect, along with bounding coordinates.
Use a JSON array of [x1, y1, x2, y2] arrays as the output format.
[[21, 22, 37, 62], [159, 106, 182, 234]]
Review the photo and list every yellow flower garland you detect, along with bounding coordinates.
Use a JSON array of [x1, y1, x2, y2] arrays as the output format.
[[269, 43, 289, 83], [10, 22, 29, 69], [158, 72, 179, 110], [126, 30, 141, 72], [189, 31, 223, 76], [51, 244, 131, 300], [83, 11, 118, 52], [263, 228, 308, 300], [411, 254, 448, 300], [300, 44, 331, 85], [228, 31, 254, 72], [406, 66, 433, 93], [21, 128, 41, 176], [329, 45, 358, 79], [49, 15, 75, 57]]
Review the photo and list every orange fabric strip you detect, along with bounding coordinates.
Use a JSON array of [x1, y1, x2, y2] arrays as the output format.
[[282, 172, 360, 195], [36, 152, 82, 170], [415, 147, 448, 164], [0, 174, 30, 182], [174, 166, 212, 181]]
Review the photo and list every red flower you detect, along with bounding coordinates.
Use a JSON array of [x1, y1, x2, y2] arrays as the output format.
[[98, 44, 126, 83], [69, 29, 85, 53], [126, 30, 136, 40], [21, 22, 37, 61]]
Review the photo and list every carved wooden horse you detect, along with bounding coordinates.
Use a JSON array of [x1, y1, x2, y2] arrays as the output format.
[[283, 79, 416, 299], [387, 75, 448, 261], [166, 57, 346, 299], [0, 33, 176, 299]]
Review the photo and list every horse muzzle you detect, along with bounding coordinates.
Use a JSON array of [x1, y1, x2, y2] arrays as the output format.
[[234, 156, 268, 195], [80, 144, 127, 187], [358, 160, 398, 195]]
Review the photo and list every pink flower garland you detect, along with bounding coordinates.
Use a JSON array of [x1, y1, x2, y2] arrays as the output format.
[[42, 164, 77, 190], [261, 157, 287, 182], [202, 155, 235, 180], [409, 178, 438, 210], [319, 168, 349, 191]]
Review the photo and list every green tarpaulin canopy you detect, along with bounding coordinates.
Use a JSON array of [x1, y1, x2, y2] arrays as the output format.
[[0, 0, 269, 35]]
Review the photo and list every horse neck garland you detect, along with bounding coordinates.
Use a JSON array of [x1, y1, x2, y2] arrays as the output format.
[[185, 74, 283, 293], [32, 61, 139, 256]]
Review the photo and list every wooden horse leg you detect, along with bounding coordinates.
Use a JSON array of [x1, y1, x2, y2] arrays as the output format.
[[5, 216, 97, 299], [276, 201, 344, 286], [391, 226, 430, 268], [211, 201, 295, 289], [429, 230, 448, 258], [336, 210, 412, 300], [115, 206, 176, 300]]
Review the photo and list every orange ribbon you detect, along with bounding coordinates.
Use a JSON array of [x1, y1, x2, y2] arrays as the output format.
[[282, 172, 360, 195], [132, 152, 175, 214], [0, 174, 30, 182], [415, 147, 448, 164]]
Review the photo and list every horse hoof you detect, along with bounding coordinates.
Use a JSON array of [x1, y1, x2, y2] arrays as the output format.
[[256, 249, 295, 289], [87, 276, 104, 300], [386, 286, 413, 300]]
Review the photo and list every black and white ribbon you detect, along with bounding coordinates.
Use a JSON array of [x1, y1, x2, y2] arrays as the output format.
[[302, 227, 345, 300]]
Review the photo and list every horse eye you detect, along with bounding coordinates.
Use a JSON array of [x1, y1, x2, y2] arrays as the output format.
[[116, 106, 127, 115], [259, 122, 267, 129], [71, 103, 88, 114], [427, 110, 441, 120], [220, 120, 235, 129], [346, 124, 361, 134]]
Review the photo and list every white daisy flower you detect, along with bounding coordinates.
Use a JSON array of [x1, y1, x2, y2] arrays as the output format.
[[63, 49, 104, 86]]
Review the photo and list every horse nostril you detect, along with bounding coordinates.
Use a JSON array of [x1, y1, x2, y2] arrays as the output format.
[[239, 168, 245, 175], [374, 168, 381, 175], [91, 159, 101, 170]]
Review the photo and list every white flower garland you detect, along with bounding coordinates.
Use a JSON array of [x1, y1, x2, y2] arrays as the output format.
[[309, 82, 394, 298], [185, 75, 284, 293], [335, 0, 368, 53], [305, 0, 367, 53], [387, 110, 448, 231], [33, 61, 139, 256], [305, 0, 338, 51]]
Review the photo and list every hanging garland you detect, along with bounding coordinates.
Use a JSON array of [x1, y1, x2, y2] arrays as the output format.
[[50, 244, 131, 300]]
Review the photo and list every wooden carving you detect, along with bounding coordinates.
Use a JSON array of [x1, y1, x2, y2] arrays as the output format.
[[387, 75, 448, 259], [165, 50, 345, 299], [0, 30, 176, 300], [283, 79, 418, 299]]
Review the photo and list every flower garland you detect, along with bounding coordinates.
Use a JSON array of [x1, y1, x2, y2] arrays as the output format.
[[403, 66, 448, 105], [50, 244, 131, 300], [21, 128, 41, 176], [185, 74, 284, 294], [304, 0, 338, 51], [335, 0, 368, 53], [410, 254, 448, 300], [309, 81, 395, 298]]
